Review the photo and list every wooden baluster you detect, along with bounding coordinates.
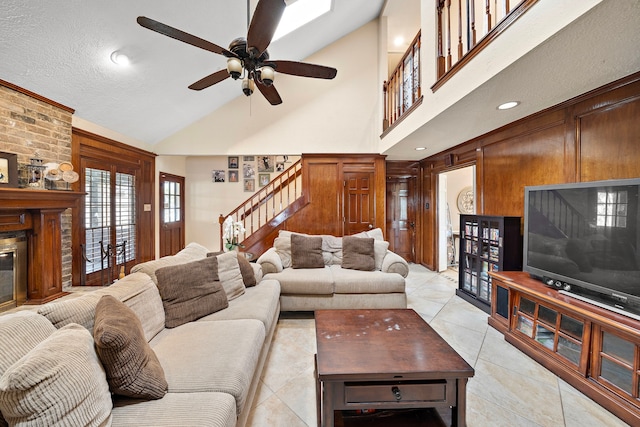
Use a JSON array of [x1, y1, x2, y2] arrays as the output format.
[[485, 0, 492, 33], [458, 0, 463, 61], [383, 81, 388, 129], [446, 0, 452, 70], [469, 0, 476, 48], [504, 0, 510, 15], [436, 1, 445, 78]]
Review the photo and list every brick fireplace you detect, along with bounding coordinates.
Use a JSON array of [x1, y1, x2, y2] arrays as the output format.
[[0, 79, 75, 291]]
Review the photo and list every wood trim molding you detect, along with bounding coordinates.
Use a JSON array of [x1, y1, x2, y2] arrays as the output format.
[[0, 79, 75, 113]]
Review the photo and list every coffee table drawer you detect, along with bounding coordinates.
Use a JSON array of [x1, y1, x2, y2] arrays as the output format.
[[344, 380, 446, 403]]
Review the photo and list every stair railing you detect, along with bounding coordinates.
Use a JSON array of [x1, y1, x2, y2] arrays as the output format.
[[219, 159, 303, 249]]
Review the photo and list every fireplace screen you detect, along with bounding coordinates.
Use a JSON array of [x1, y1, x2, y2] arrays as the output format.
[[0, 233, 27, 312]]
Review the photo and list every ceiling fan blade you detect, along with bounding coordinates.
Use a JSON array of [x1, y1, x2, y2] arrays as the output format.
[[256, 81, 283, 105], [269, 60, 337, 79], [137, 16, 236, 57], [188, 70, 230, 91], [246, 0, 286, 58]]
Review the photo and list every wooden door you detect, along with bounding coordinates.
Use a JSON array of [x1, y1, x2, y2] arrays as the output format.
[[159, 172, 185, 257], [386, 177, 417, 262], [344, 172, 375, 235]]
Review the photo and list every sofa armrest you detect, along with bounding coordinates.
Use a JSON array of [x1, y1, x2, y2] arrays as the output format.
[[381, 251, 409, 277], [256, 248, 283, 274]]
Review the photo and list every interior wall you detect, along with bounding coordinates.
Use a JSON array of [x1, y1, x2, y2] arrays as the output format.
[[418, 71, 640, 269], [183, 155, 301, 251], [154, 20, 381, 156]]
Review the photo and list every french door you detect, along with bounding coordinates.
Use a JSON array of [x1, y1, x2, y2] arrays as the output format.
[[81, 160, 138, 286]]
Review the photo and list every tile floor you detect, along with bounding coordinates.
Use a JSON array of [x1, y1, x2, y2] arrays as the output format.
[[246, 264, 630, 427]]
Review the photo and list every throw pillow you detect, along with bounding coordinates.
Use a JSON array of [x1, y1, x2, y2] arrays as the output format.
[[214, 251, 247, 300], [94, 295, 168, 399], [342, 236, 376, 271], [373, 240, 390, 271], [291, 234, 325, 269], [155, 256, 229, 328], [208, 251, 256, 287], [0, 324, 112, 427]]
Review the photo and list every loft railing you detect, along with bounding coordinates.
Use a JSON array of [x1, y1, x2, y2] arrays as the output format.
[[383, 31, 422, 132], [433, 0, 537, 91], [219, 159, 302, 250]]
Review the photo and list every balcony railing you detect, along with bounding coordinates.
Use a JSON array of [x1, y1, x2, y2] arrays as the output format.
[[383, 31, 422, 132], [434, 0, 537, 90]]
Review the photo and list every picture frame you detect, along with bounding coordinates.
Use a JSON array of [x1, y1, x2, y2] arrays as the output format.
[[276, 162, 285, 172], [243, 163, 255, 178], [243, 156, 255, 161], [228, 170, 239, 182], [212, 170, 226, 182], [257, 156, 274, 172], [276, 155, 289, 163], [258, 173, 270, 187], [0, 152, 18, 187], [244, 179, 255, 192], [228, 156, 239, 169]]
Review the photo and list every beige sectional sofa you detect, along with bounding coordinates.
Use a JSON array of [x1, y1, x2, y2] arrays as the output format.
[[257, 229, 409, 311], [0, 243, 280, 427]]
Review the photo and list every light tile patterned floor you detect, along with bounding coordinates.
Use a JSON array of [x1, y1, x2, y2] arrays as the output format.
[[246, 264, 630, 427]]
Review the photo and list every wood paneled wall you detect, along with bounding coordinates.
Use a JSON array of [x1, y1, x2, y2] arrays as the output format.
[[418, 71, 640, 269], [285, 154, 386, 236]]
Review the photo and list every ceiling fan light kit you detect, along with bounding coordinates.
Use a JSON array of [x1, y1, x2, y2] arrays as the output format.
[[137, 0, 337, 106]]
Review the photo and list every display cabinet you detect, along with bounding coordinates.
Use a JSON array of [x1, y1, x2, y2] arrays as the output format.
[[456, 215, 522, 313], [490, 271, 640, 426]]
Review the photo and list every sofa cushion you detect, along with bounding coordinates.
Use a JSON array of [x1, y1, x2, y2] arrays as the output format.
[[215, 251, 246, 300], [112, 392, 237, 427], [0, 324, 112, 427], [264, 266, 334, 295], [291, 234, 324, 268], [149, 319, 265, 415], [131, 242, 209, 284], [200, 279, 281, 334], [0, 311, 56, 375], [342, 236, 375, 271], [155, 256, 229, 328], [94, 295, 168, 399], [208, 251, 257, 287], [373, 240, 390, 270], [330, 265, 406, 294], [38, 272, 165, 341]]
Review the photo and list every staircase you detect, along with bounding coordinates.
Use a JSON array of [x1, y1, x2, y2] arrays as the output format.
[[219, 160, 307, 257], [528, 189, 589, 239]]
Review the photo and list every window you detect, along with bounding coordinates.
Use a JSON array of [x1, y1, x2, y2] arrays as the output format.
[[597, 190, 628, 228], [84, 167, 136, 277]]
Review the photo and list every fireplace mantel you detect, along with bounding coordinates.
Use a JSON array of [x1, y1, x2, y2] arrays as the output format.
[[0, 188, 84, 304]]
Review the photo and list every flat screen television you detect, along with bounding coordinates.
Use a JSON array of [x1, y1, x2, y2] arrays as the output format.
[[524, 178, 640, 320]]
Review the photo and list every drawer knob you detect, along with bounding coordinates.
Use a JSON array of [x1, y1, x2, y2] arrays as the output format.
[[391, 386, 402, 401]]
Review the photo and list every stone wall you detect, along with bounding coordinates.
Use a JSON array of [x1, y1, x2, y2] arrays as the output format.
[[0, 83, 74, 288]]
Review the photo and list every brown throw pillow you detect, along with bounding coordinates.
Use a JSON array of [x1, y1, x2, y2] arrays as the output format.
[[342, 236, 375, 271], [291, 234, 324, 269], [155, 256, 229, 328], [93, 295, 168, 399], [208, 251, 256, 287]]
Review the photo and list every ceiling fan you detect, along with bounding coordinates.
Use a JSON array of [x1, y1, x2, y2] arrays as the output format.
[[137, 0, 337, 105]]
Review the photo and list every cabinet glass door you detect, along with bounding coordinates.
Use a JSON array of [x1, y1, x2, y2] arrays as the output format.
[[595, 330, 637, 397]]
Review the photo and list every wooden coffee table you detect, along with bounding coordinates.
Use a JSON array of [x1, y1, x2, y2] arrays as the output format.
[[315, 309, 474, 427]]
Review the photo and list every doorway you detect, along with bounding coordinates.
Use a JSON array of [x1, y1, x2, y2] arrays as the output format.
[[159, 172, 185, 257], [437, 166, 475, 272]]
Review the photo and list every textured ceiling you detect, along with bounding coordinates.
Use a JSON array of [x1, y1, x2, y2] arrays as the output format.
[[0, 0, 384, 144]]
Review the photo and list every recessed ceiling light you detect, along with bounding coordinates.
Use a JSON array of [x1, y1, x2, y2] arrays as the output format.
[[393, 36, 405, 47], [497, 101, 520, 110], [110, 51, 130, 66], [415, 147, 426, 151]]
